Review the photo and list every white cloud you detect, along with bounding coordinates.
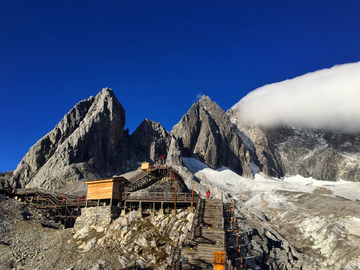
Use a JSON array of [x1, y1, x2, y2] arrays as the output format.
[[232, 61, 360, 133]]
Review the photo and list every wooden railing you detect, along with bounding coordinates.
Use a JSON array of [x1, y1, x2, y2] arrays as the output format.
[[184, 197, 203, 246], [123, 192, 199, 202], [14, 188, 96, 208]]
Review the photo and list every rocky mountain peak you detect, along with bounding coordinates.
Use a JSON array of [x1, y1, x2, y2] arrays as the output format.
[[196, 95, 225, 118], [138, 118, 169, 136], [9, 88, 137, 191], [129, 119, 170, 164], [168, 95, 255, 178], [197, 94, 212, 105]]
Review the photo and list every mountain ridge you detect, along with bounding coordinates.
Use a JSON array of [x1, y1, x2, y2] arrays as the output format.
[[3, 88, 360, 193]]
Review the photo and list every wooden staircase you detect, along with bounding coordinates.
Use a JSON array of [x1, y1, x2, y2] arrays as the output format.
[[181, 199, 225, 269], [125, 165, 184, 193], [125, 170, 158, 192]]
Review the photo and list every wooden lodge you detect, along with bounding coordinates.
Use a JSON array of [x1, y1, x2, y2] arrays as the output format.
[[84, 164, 200, 213], [84, 176, 130, 206], [3, 164, 199, 227]]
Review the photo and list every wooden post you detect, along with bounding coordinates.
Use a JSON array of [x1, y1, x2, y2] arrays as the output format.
[[191, 180, 194, 209], [233, 201, 235, 227], [174, 179, 177, 216]]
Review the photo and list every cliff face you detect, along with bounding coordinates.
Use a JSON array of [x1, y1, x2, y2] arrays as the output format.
[[229, 108, 360, 181], [261, 126, 360, 181], [168, 95, 257, 178], [227, 109, 284, 178], [10, 88, 138, 190]]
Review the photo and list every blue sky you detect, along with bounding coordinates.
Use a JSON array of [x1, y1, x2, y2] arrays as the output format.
[[1, 0, 360, 172]]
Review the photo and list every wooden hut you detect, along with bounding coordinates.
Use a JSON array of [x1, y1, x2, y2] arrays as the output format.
[[85, 176, 130, 206], [141, 162, 150, 170]]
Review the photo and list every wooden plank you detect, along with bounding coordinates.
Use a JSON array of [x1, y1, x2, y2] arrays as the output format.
[[213, 251, 226, 265]]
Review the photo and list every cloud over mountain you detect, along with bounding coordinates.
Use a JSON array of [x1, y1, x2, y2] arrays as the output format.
[[233, 62, 360, 133]]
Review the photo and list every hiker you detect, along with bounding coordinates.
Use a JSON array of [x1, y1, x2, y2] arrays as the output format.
[[160, 155, 164, 165], [77, 197, 81, 203], [81, 195, 85, 202], [206, 190, 210, 199]]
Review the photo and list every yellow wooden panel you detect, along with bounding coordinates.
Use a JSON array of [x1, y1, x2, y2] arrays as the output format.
[[141, 162, 150, 169], [213, 251, 226, 266], [87, 182, 113, 200]]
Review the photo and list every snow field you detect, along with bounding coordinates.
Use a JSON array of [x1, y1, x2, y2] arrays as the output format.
[[183, 157, 360, 202]]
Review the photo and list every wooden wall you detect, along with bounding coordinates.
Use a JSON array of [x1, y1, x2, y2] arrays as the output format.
[[86, 178, 129, 201], [112, 181, 122, 201], [87, 182, 114, 200]]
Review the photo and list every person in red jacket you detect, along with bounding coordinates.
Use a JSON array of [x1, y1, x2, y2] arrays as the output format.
[[160, 155, 164, 165], [206, 190, 210, 199]]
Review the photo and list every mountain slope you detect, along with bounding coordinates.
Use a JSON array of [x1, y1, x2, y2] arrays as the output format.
[[230, 108, 360, 182]]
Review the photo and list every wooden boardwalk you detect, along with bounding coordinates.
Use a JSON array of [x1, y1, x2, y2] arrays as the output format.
[[180, 199, 225, 269], [5, 188, 97, 227], [14, 188, 97, 207]]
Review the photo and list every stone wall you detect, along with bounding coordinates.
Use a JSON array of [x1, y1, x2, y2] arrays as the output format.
[[74, 206, 121, 230]]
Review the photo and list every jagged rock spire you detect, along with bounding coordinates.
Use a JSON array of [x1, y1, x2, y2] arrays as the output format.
[[129, 118, 170, 164], [10, 88, 137, 190], [168, 95, 256, 178]]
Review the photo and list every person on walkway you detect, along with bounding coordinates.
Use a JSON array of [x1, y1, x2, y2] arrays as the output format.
[[62, 197, 66, 204], [206, 190, 210, 199], [160, 155, 164, 165]]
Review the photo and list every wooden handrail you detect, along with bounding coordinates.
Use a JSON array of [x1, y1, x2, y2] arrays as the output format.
[[123, 192, 199, 202]]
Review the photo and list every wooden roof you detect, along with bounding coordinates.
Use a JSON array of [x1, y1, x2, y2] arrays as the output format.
[[84, 176, 130, 185]]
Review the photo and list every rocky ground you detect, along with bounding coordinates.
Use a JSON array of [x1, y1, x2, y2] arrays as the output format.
[[2, 183, 360, 269], [0, 193, 194, 270], [182, 157, 360, 269], [237, 187, 360, 269]]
